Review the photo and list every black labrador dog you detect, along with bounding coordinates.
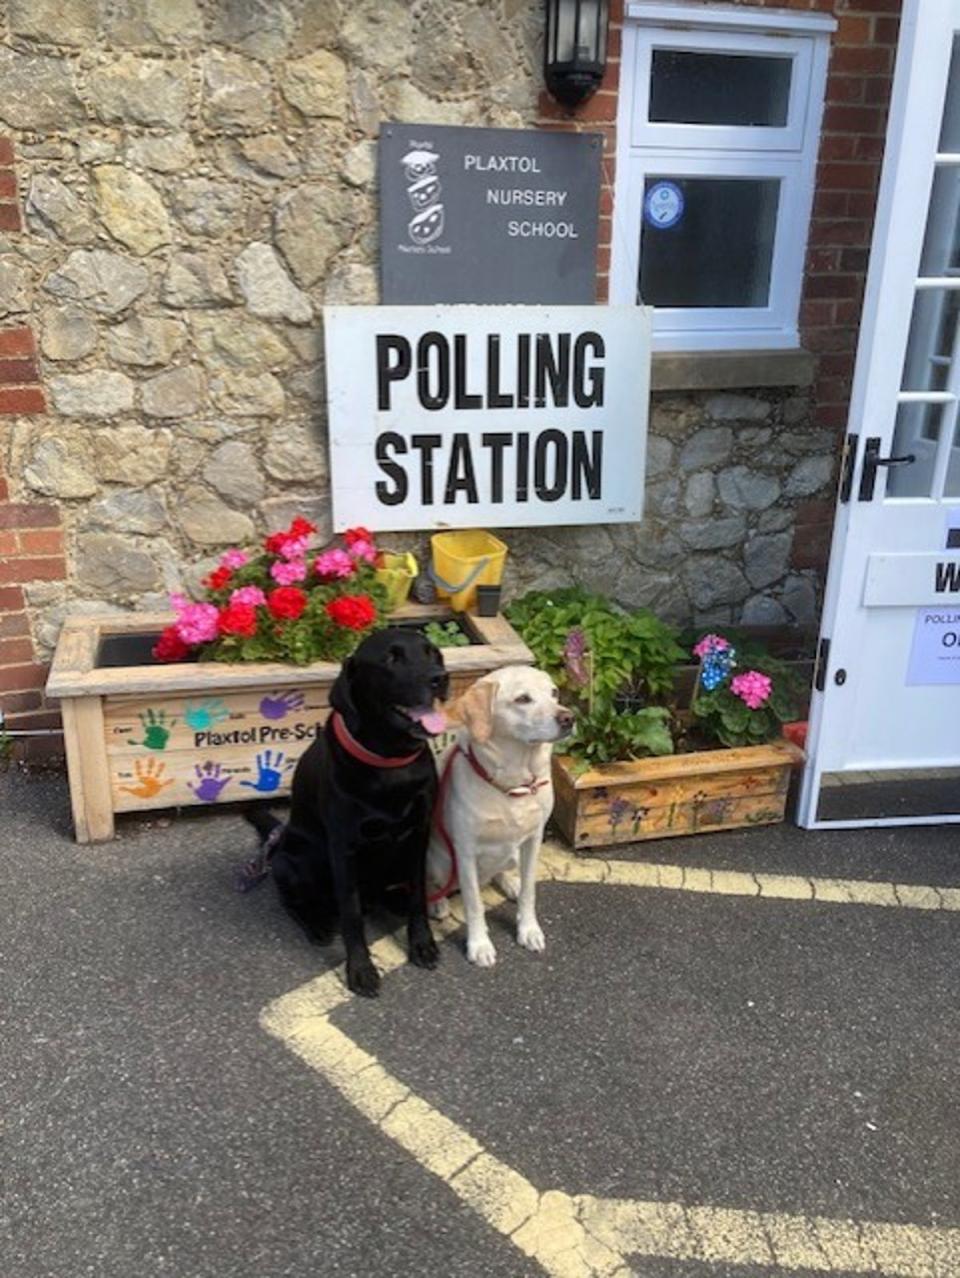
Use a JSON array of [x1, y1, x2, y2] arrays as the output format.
[[249, 627, 449, 997]]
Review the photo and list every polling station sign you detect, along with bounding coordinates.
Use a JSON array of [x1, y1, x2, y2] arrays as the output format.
[[379, 123, 602, 304], [324, 305, 651, 532]]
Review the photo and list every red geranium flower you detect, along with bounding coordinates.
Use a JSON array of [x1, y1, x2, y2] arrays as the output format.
[[153, 625, 191, 663], [325, 593, 377, 631], [343, 526, 373, 548], [204, 565, 233, 591], [267, 586, 308, 621], [265, 516, 318, 556], [217, 602, 258, 637]]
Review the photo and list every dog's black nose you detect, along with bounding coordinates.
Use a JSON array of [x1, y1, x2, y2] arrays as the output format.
[[430, 673, 446, 693], [557, 709, 575, 731]]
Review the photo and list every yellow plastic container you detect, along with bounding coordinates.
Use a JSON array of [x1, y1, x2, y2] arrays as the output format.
[[429, 530, 507, 613], [375, 551, 418, 611]]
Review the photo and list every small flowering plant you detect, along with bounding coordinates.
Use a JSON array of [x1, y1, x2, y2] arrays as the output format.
[[152, 519, 389, 667], [689, 631, 797, 748]]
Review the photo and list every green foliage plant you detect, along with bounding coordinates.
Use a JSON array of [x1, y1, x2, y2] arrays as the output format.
[[506, 587, 680, 772], [505, 587, 684, 705], [423, 620, 472, 649]]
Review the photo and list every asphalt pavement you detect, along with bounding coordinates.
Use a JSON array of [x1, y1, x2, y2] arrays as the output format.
[[3, 766, 960, 1278]]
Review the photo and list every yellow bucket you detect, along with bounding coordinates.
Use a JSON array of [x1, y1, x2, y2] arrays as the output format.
[[375, 551, 418, 611], [429, 530, 507, 613]]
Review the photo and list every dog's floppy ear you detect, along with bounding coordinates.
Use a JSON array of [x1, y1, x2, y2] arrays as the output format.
[[330, 655, 357, 719], [452, 678, 496, 744]]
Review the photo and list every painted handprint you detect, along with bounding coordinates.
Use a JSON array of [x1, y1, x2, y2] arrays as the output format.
[[239, 750, 294, 794], [187, 761, 232, 803], [119, 758, 173, 800], [184, 697, 229, 731], [128, 708, 176, 751], [259, 690, 306, 721]]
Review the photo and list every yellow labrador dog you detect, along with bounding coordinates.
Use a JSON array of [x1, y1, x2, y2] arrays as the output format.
[[427, 666, 573, 967]]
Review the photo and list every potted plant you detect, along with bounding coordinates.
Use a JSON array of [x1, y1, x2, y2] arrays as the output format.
[[505, 590, 803, 849], [46, 518, 531, 843]]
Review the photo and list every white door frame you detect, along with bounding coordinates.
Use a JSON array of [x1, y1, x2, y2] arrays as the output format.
[[798, 0, 960, 828]]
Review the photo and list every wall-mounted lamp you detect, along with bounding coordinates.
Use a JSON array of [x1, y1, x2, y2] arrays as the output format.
[[544, 0, 610, 108]]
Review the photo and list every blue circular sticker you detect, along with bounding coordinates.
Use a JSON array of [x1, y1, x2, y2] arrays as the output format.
[[644, 181, 685, 230]]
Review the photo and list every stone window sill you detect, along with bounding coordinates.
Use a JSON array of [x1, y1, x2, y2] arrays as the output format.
[[651, 349, 816, 393]]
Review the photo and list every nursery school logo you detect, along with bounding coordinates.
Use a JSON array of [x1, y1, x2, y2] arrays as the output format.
[[399, 142, 449, 252]]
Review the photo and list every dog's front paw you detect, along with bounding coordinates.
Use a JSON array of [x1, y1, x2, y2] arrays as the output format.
[[346, 956, 381, 998], [409, 933, 440, 970], [467, 936, 497, 967], [518, 920, 545, 953]]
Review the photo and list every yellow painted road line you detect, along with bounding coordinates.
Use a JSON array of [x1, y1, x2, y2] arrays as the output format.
[[261, 880, 960, 1278], [261, 898, 631, 1278], [578, 1196, 960, 1275], [539, 843, 960, 913]]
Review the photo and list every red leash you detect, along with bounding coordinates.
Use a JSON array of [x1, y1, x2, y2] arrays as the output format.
[[428, 746, 461, 904]]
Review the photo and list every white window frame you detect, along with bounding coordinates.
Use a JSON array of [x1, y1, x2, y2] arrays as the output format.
[[611, 1, 835, 352]]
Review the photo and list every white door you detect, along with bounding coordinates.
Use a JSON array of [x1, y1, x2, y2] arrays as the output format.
[[799, 0, 960, 828]]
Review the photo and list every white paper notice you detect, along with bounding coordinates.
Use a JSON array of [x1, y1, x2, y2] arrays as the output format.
[[906, 607, 960, 685]]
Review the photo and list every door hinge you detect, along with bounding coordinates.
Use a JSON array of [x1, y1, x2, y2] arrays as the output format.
[[814, 637, 830, 692], [838, 433, 858, 503]]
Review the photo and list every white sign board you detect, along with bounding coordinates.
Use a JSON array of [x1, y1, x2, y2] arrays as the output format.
[[863, 552, 960, 606], [324, 305, 651, 532], [906, 607, 960, 684]]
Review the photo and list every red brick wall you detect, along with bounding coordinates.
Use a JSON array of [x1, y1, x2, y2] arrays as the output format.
[[0, 137, 62, 763], [538, 0, 901, 587], [537, 1, 624, 302]]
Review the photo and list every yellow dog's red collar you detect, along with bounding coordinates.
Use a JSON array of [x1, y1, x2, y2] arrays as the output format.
[[463, 745, 550, 798]]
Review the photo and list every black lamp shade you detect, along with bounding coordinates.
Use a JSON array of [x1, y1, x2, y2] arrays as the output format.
[[544, 0, 610, 107]]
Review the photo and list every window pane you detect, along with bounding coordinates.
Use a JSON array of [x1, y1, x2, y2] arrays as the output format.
[[900, 289, 958, 394], [639, 176, 780, 307], [918, 166, 960, 276], [887, 402, 944, 498], [649, 50, 792, 127], [938, 34, 960, 151]]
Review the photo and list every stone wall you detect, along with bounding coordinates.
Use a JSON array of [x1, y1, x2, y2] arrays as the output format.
[[0, 0, 893, 718], [509, 386, 830, 626]]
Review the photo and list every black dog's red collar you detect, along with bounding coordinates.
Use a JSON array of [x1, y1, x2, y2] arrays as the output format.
[[330, 711, 425, 769]]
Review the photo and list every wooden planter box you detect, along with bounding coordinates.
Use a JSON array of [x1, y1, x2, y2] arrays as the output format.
[[551, 741, 803, 850], [46, 605, 531, 844]]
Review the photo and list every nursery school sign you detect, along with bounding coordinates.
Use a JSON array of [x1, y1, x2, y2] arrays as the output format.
[[324, 304, 651, 531]]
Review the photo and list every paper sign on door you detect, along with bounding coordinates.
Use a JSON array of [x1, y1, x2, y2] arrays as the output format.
[[906, 608, 960, 684]]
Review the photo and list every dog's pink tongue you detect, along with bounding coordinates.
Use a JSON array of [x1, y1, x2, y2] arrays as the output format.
[[410, 707, 447, 735]]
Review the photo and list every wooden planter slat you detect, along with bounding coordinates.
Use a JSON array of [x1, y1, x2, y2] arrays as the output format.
[[552, 741, 801, 849], [571, 762, 791, 817], [47, 606, 532, 844]]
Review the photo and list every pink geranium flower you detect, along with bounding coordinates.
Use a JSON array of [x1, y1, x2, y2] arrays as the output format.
[[270, 558, 307, 585], [230, 585, 266, 607], [220, 549, 249, 570], [170, 594, 219, 645], [278, 535, 310, 561], [731, 670, 772, 710], [693, 633, 731, 659], [314, 548, 355, 581], [348, 538, 377, 565]]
